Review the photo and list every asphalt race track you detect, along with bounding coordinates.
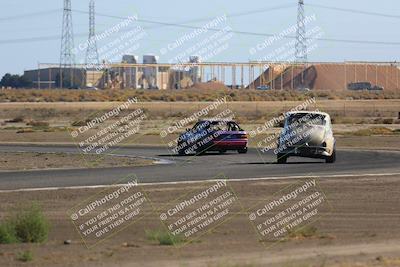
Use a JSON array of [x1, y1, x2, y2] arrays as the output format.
[[0, 144, 399, 190]]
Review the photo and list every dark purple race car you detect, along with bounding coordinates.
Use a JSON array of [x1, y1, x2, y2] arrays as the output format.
[[176, 119, 248, 155]]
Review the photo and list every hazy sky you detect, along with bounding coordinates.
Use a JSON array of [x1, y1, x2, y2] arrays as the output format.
[[1, 0, 400, 77]]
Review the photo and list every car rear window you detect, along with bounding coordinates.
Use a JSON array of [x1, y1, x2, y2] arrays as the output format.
[[287, 113, 326, 126]]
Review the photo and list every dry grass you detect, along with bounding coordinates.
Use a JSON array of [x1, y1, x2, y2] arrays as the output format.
[[337, 127, 400, 136], [0, 152, 153, 170], [1, 88, 400, 103], [0, 100, 399, 124]]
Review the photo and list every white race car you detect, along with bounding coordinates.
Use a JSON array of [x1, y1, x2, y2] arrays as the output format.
[[276, 111, 336, 164]]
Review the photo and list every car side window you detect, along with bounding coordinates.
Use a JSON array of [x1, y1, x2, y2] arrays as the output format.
[[229, 122, 240, 131]]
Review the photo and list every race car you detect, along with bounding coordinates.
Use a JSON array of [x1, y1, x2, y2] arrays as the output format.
[[276, 111, 336, 164], [176, 119, 248, 155]]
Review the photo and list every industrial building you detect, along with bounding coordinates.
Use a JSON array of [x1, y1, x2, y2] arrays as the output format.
[[25, 60, 400, 91], [24, 67, 86, 89], [26, 55, 203, 90]]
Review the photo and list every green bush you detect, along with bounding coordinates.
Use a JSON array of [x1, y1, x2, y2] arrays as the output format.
[[0, 203, 50, 244], [0, 222, 18, 244], [16, 251, 33, 262], [145, 229, 185, 246], [14, 204, 50, 243], [287, 225, 318, 239]]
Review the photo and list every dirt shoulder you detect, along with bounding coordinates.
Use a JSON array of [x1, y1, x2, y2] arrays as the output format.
[[0, 175, 399, 266], [0, 152, 153, 171], [335, 135, 400, 151]]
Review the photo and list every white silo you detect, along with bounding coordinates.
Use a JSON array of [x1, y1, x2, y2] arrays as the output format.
[[121, 55, 139, 89], [189, 56, 201, 83], [143, 55, 159, 89]]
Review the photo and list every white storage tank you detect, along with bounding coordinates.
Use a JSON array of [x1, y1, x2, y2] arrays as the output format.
[[143, 55, 159, 89], [121, 55, 139, 88], [189, 55, 201, 83]]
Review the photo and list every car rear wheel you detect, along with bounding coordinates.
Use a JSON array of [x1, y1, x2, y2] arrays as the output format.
[[277, 154, 288, 164], [238, 148, 248, 154], [325, 149, 336, 163]]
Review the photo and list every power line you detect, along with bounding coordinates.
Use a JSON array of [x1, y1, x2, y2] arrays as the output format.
[[0, 4, 295, 44], [71, 9, 400, 46], [146, 3, 296, 28], [2, 17, 400, 47], [71, 3, 296, 29], [307, 3, 400, 19], [0, 9, 61, 22], [1, 5, 400, 47], [0, 4, 294, 34]]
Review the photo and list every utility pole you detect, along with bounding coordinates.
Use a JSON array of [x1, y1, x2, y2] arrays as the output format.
[[60, 0, 75, 88], [86, 0, 99, 67]]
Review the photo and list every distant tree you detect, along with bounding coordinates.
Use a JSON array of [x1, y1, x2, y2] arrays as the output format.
[[17, 75, 33, 88], [0, 73, 32, 88], [0, 73, 15, 87]]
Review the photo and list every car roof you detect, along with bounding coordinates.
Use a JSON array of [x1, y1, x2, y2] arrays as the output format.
[[286, 111, 329, 117], [198, 119, 235, 123]]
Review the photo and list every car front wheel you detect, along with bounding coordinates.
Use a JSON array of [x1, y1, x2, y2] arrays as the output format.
[[325, 149, 336, 163]]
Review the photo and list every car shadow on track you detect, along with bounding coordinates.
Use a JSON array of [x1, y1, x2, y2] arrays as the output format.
[[235, 161, 324, 165], [157, 152, 237, 157]]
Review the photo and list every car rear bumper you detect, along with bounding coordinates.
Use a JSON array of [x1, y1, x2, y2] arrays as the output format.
[[278, 146, 331, 158], [210, 140, 248, 150]]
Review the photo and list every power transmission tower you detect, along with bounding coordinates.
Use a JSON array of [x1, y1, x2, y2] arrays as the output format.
[[60, 0, 75, 88], [295, 0, 307, 63], [60, 0, 75, 67], [85, 0, 99, 67]]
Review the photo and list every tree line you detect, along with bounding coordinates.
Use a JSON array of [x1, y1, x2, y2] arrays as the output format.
[[0, 73, 32, 88]]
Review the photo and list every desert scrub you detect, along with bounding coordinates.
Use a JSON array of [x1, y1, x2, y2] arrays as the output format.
[[16, 251, 33, 262], [16, 128, 35, 134], [145, 229, 185, 246], [287, 225, 318, 239], [26, 120, 49, 127], [5, 116, 24, 123], [0, 203, 50, 244], [1, 89, 400, 102], [0, 221, 18, 244]]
